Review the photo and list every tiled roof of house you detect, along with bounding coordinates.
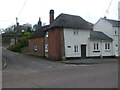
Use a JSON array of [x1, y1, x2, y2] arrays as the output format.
[[102, 18, 120, 27], [48, 13, 93, 30], [90, 31, 113, 41], [29, 25, 49, 39]]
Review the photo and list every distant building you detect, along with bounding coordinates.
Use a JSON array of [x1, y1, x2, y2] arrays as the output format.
[[14, 23, 27, 35]]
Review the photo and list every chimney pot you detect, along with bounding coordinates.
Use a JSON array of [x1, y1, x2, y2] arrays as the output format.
[[104, 16, 107, 19], [17, 23, 19, 26]]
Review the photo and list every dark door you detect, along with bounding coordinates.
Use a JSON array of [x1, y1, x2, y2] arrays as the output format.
[[81, 45, 86, 59]]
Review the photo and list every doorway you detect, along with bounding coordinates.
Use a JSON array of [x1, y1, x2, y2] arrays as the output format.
[[81, 45, 86, 59]]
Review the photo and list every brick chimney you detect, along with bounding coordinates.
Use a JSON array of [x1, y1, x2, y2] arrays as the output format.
[[16, 17, 19, 26], [38, 17, 42, 26], [49, 9, 54, 24]]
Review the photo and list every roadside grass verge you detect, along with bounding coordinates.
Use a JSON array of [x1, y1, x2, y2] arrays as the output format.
[[28, 54, 45, 58]]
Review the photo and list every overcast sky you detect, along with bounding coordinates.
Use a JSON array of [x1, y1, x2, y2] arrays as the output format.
[[0, 0, 119, 29]]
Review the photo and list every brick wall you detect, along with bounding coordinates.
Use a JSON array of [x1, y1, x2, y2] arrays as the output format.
[[48, 28, 65, 60], [29, 37, 44, 56], [60, 29, 66, 60]]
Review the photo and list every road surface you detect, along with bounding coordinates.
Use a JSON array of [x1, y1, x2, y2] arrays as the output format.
[[2, 47, 118, 88]]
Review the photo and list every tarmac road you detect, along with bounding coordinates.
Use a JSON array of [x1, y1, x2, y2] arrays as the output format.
[[2, 47, 118, 88]]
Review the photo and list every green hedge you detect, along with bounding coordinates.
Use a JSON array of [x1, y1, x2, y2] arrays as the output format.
[[7, 32, 31, 53], [7, 45, 21, 53]]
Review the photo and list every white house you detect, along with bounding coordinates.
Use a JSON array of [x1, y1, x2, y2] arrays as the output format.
[[93, 17, 120, 56], [89, 31, 113, 58], [30, 11, 117, 60], [46, 13, 114, 60]]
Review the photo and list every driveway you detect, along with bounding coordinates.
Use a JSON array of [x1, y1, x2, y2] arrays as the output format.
[[2, 47, 118, 88]]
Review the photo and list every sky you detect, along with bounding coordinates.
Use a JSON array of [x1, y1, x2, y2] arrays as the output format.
[[0, 0, 119, 29]]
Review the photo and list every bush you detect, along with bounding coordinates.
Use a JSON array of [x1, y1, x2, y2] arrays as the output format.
[[7, 45, 21, 53], [7, 45, 14, 51], [7, 32, 31, 53]]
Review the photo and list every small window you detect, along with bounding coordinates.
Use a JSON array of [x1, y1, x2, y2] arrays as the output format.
[[67, 46, 71, 48], [74, 46, 78, 53], [45, 44, 48, 52], [94, 43, 99, 51], [46, 32, 48, 37], [22, 29, 25, 33], [114, 28, 118, 35], [73, 30, 78, 35], [105, 43, 110, 50], [34, 44, 38, 51]]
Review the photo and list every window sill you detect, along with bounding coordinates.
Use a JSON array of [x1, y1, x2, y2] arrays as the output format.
[[105, 50, 111, 52], [73, 34, 79, 36], [73, 52, 79, 54], [93, 51, 100, 52]]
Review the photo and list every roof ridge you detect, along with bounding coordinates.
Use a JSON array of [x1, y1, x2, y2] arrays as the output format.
[[102, 18, 119, 22]]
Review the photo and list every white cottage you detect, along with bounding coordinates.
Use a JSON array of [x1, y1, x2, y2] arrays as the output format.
[[89, 31, 113, 58], [46, 13, 114, 60], [93, 17, 120, 56], [30, 12, 117, 60]]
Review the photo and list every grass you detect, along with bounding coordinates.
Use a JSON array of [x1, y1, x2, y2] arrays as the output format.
[[28, 54, 45, 58]]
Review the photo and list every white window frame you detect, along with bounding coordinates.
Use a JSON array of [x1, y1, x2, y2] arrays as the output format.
[[46, 32, 48, 37], [114, 27, 118, 35], [74, 45, 79, 53], [45, 44, 48, 52], [34, 44, 38, 51], [93, 43, 99, 51], [73, 30, 78, 35], [105, 43, 110, 50]]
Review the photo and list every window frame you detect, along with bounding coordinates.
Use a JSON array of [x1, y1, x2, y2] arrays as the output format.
[[73, 30, 79, 35], [93, 43, 99, 51], [45, 44, 48, 52], [46, 32, 48, 38], [74, 45, 79, 53], [114, 27, 118, 35], [104, 43, 110, 50], [34, 44, 38, 51]]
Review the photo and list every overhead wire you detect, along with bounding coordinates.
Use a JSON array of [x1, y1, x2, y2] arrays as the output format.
[[17, 0, 27, 17], [104, 0, 114, 17]]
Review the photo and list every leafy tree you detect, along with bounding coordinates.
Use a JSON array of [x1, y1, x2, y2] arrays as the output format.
[[19, 32, 30, 48]]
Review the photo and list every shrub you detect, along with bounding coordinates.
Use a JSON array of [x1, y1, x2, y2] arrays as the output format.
[[7, 45, 14, 51], [7, 32, 31, 53], [7, 45, 21, 53]]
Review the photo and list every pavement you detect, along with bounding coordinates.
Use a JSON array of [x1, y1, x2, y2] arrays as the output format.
[[60, 58, 118, 64], [2, 47, 118, 88]]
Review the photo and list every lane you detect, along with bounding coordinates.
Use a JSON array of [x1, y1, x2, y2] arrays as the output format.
[[2, 47, 118, 88], [3, 62, 118, 88], [2, 47, 68, 72]]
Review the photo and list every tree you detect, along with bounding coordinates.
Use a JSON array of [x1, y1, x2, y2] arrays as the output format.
[[23, 23, 32, 33]]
